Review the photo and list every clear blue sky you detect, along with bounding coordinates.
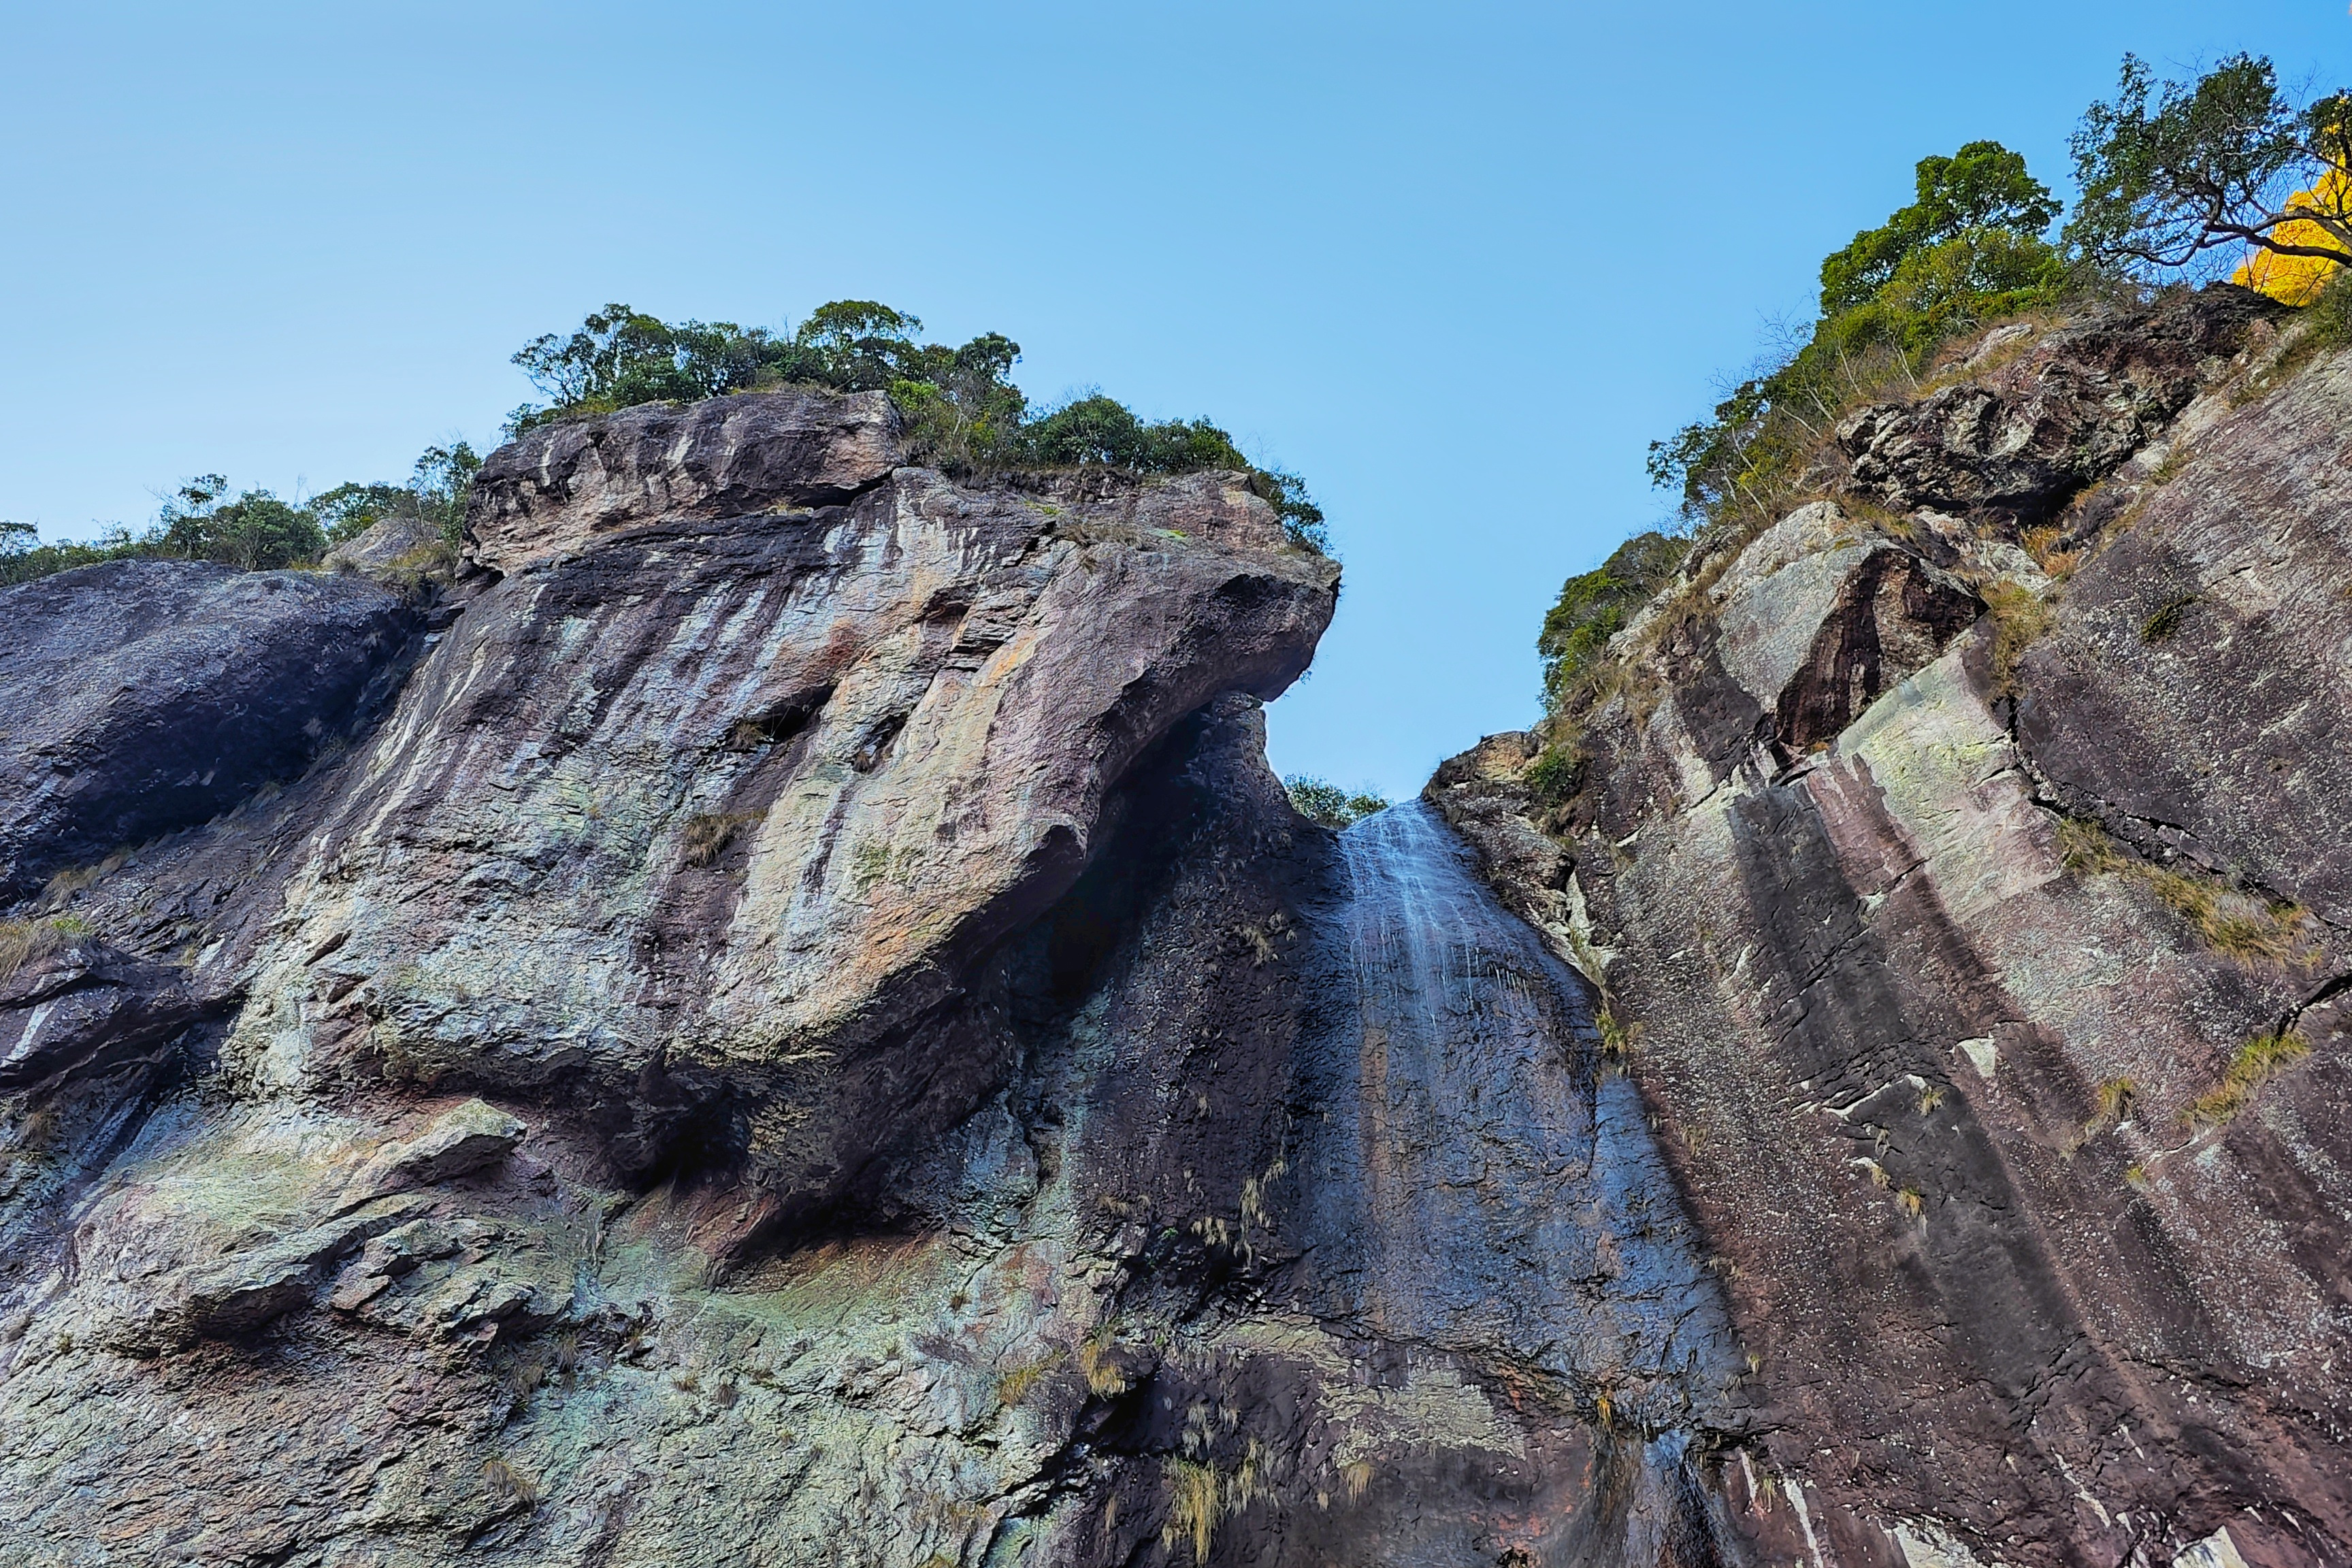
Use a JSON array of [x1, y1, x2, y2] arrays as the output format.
[[3, 3, 2344, 796]]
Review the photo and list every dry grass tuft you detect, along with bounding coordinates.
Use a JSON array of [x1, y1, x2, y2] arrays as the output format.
[[679, 811, 760, 868], [1166, 1458, 1222, 1563], [996, 1350, 1061, 1409], [2055, 819, 2316, 968], [0, 915, 90, 983], [1075, 1330, 1128, 1399], [2186, 1030, 2311, 1130], [1980, 581, 2055, 698], [481, 1457, 539, 1508], [2020, 525, 2083, 578]]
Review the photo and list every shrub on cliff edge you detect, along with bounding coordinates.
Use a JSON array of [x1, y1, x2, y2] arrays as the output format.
[[0, 442, 484, 587], [1647, 140, 2067, 536], [507, 301, 1330, 553]]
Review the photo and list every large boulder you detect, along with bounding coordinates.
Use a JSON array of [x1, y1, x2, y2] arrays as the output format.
[[465, 390, 902, 572], [1837, 287, 2287, 529], [0, 561, 414, 902]]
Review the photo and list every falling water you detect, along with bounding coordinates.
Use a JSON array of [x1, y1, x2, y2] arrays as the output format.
[[1281, 799, 1748, 1557]]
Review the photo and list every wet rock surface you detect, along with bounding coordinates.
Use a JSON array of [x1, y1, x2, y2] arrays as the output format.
[[1437, 293, 2352, 1568]]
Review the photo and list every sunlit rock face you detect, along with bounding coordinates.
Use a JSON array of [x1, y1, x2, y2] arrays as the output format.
[[1436, 287, 2352, 1568], [0, 391, 1767, 1565]]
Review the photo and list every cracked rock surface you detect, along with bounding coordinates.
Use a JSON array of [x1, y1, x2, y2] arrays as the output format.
[[1435, 287, 2352, 1568]]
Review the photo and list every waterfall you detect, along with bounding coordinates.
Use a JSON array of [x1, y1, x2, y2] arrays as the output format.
[[1281, 800, 1751, 1558]]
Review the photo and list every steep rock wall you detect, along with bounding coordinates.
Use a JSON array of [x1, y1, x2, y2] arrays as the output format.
[[1435, 288, 2352, 1568], [0, 395, 1757, 1565]]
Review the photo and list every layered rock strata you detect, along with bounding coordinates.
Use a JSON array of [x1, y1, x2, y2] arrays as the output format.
[[0, 393, 1762, 1565], [1436, 287, 2352, 1568]]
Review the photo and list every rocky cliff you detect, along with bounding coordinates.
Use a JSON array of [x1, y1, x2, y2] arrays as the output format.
[[0, 389, 1763, 1567], [1435, 286, 2352, 1568], [5, 287, 2346, 1568]]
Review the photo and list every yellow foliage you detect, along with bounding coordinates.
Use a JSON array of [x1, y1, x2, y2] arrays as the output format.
[[2235, 166, 2352, 303]]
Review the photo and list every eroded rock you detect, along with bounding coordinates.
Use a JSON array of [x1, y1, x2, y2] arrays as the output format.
[[465, 389, 902, 571], [1435, 290, 2352, 1568], [1837, 287, 2287, 529]]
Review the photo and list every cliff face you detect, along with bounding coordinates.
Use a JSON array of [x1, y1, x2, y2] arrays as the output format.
[[1435, 287, 2352, 1568], [0, 393, 1761, 1566], [8, 289, 2346, 1568]]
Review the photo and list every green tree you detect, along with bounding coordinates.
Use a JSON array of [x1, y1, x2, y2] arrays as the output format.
[[2066, 54, 2352, 283], [1818, 141, 2061, 315], [156, 477, 325, 570], [1648, 140, 2064, 532], [1285, 777, 1388, 830]]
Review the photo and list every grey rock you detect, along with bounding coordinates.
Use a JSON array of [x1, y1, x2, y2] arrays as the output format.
[[322, 512, 444, 574], [1436, 289, 2352, 1568], [0, 938, 214, 1095], [466, 389, 902, 572], [1838, 287, 2287, 529], [0, 559, 415, 901]]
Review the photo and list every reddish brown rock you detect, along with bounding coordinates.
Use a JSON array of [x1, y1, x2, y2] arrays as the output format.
[[1436, 299, 2352, 1568]]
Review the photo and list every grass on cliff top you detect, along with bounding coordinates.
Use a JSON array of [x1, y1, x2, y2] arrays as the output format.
[[508, 300, 1330, 554]]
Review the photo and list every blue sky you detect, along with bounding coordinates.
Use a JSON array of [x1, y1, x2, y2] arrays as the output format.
[[3, 2, 2345, 796]]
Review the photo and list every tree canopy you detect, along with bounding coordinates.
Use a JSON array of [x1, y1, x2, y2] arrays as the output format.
[[509, 300, 1328, 551], [1818, 141, 2061, 316], [2067, 53, 2352, 297]]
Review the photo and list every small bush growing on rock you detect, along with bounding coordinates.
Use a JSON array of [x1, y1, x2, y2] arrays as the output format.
[[995, 1350, 1060, 1408], [2058, 817, 2316, 966], [2140, 590, 2200, 641], [1, 442, 482, 586], [1595, 1008, 1642, 1060], [1537, 532, 1688, 713], [1283, 777, 1387, 829], [1523, 744, 1581, 807]]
